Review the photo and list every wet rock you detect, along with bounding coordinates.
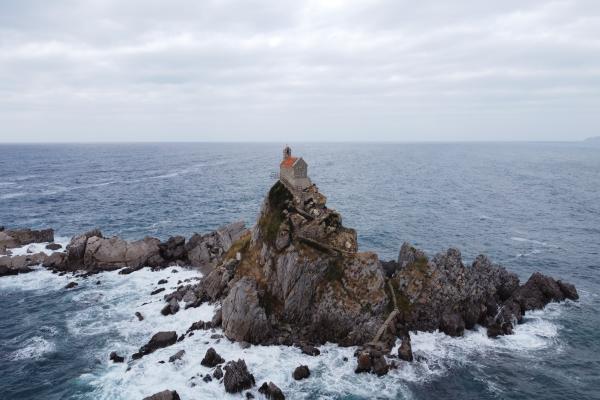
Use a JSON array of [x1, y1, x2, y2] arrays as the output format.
[[161, 298, 180, 316], [397, 334, 413, 362], [64, 229, 103, 270], [45, 243, 62, 251], [557, 280, 579, 300], [246, 392, 255, 399], [440, 312, 465, 337], [42, 252, 66, 270], [142, 390, 181, 400], [151, 287, 166, 295], [211, 308, 223, 327], [109, 351, 124, 363], [158, 279, 168, 285], [223, 359, 255, 393], [259, 381, 285, 400], [136, 331, 177, 357], [203, 374, 213, 382], [300, 344, 320, 356], [213, 365, 223, 379], [159, 236, 186, 262], [354, 346, 389, 376], [135, 312, 144, 321], [292, 365, 310, 380], [65, 281, 78, 289], [201, 347, 225, 367], [168, 350, 185, 362]]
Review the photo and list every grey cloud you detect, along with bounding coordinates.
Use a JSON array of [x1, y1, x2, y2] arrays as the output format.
[[0, 0, 599, 142]]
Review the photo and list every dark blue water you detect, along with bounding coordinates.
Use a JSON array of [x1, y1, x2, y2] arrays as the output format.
[[1, 143, 599, 399]]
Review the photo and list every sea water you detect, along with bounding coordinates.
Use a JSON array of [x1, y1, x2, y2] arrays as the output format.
[[0, 142, 599, 399]]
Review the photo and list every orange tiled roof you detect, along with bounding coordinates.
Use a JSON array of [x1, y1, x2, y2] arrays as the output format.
[[280, 157, 298, 168]]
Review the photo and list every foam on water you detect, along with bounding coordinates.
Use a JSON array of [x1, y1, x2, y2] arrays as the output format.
[[59, 267, 565, 400], [8, 336, 56, 361], [6, 236, 70, 257]]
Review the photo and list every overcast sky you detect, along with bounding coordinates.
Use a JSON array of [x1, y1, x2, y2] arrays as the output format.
[[0, 0, 598, 142]]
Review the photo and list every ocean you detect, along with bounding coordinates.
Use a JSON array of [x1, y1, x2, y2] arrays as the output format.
[[0, 142, 599, 399]]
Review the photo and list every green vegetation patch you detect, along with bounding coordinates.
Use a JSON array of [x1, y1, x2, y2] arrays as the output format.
[[258, 181, 293, 244]]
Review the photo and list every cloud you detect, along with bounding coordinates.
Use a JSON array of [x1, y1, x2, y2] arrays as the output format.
[[0, 0, 599, 141]]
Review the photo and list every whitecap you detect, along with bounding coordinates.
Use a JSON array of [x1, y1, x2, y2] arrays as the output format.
[[8, 336, 56, 361], [0, 192, 27, 200]]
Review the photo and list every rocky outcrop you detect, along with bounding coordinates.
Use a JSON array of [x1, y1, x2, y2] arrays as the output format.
[[83, 236, 163, 271], [223, 359, 255, 393], [0, 228, 54, 251], [186, 221, 247, 269], [397, 334, 413, 361], [222, 277, 271, 343], [0, 252, 47, 276]]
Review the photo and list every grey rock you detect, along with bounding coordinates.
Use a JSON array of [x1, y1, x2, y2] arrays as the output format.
[[142, 390, 181, 400], [201, 347, 224, 367], [222, 277, 271, 343], [168, 350, 185, 362], [259, 381, 285, 400], [292, 365, 310, 380], [223, 359, 255, 393]]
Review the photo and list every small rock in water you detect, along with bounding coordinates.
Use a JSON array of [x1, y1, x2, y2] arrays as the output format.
[[158, 279, 168, 284], [292, 365, 310, 380], [223, 359, 255, 393], [64, 282, 78, 289], [300, 344, 320, 356], [109, 351, 125, 363], [135, 311, 144, 321], [142, 390, 181, 400], [258, 381, 285, 400], [171, 269, 178, 273], [201, 347, 225, 367], [203, 374, 213, 382], [169, 350, 185, 362], [210, 334, 224, 339], [398, 334, 413, 361], [246, 392, 255, 399], [45, 243, 62, 250], [134, 331, 178, 359], [95, 280, 101, 285], [151, 287, 166, 295], [213, 365, 223, 379]]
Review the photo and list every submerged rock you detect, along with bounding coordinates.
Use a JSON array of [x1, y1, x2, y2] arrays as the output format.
[[397, 334, 413, 362], [168, 350, 185, 362], [109, 351, 124, 363]]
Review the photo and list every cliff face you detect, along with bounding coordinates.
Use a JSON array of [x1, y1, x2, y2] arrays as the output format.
[[213, 181, 388, 346]]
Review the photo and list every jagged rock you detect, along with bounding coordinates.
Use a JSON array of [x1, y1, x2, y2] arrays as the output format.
[[65, 229, 102, 270], [440, 312, 465, 337], [109, 351, 124, 363], [354, 346, 389, 376], [292, 365, 310, 380], [83, 236, 163, 271], [212, 308, 223, 327], [380, 259, 399, 278], [45, 243, 62, 251], [168, 350, 185, 362], [259, 382, 285, 400], [186, 221, 247, 269], [159, 236, 186, 262], [397, 334, 413, 361], [201, 347, 224, 367], [222, 277, 271, 343], [213, 365, 223, 379], [223, 359, 255, 393], [134, 331, 177, 358], [142, 390, 181, 400], [558, 280, 579, 300]]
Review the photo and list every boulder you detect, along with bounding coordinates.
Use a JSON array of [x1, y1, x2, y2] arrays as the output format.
[[3, 228, 54, 246], [201, 347, 224, 367], [300, 344, 320, 356], [161, 298, 180, 316], [258, 382, 285, 400], [142, 390, 181, 400], [159, 236, 186, 262], [84, 236, 163, 271], [65, 282, 78, 289], [440, 312, 465, 337], [135, 312, 144, 321], [45, 243, 62, 251], [151, 287, 165, 295], [292, 365, 310, 380], [134, 331, 177, 358], [223, 359, 255, 393], [42, 252, 66, 270]]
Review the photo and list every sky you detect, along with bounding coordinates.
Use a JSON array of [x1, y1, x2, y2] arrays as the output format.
[[0, 0, 599, 142]]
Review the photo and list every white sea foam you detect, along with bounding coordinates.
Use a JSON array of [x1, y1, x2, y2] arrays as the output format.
[[510, 237, 559, 248], [8, 336, 56, 361], [1, 261, 566, 398], [7, 236, 70, 257]]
